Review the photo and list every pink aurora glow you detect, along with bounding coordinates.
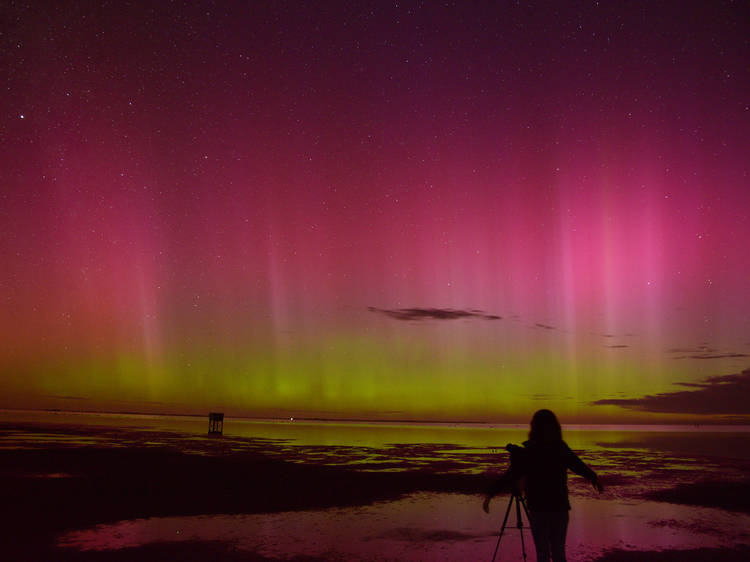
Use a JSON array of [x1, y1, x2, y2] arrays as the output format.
[[1, 2, 749, 421]]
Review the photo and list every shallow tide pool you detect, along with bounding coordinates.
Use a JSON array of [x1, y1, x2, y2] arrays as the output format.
[[58, 492, 750, 561]]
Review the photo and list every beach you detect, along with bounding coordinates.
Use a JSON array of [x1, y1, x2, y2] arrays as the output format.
[[3, 413, 750, 561], [4, 1, 750, 559]]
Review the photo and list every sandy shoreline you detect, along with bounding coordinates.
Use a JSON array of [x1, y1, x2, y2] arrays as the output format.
[[4, 421, 750, 560], [2, 428, 485, 560]]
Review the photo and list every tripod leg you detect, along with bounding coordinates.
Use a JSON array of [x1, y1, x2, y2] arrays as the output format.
[[491, 495, 514, 562], [518, 508, 527, 562], [518, 495, 532, 521], [518, 496, 531, 562]]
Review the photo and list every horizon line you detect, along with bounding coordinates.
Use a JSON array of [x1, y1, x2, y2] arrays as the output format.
[[2, 406, 749, 428]]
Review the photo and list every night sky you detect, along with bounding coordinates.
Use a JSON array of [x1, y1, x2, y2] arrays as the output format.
[[2, 1, 749, 423]]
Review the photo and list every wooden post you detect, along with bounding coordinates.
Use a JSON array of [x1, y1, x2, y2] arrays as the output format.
[[208, 412, 224, 435]]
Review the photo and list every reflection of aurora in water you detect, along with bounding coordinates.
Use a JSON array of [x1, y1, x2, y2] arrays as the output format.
[[4, 412, 750, 559], [3, 412, 750, 481], [58, 494, 750, 561]]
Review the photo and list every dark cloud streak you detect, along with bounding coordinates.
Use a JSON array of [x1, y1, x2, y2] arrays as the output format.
[[672, 353, 748, 360], [593, 369, 750, 415], [689, 353, 748, 360], [668, 347, 718, 353], [367, 307, 501, 321]]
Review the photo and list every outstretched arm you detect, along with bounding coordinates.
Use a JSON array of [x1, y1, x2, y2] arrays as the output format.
[[565, 444, 604, 492]]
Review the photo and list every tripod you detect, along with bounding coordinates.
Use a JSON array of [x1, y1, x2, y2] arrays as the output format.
[[490, 492, 531, 561]]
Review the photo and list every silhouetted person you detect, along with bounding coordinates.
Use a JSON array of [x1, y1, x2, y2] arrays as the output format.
[[483, 409, 603, 562]]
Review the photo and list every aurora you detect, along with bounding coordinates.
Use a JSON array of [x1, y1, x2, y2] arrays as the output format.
[[1, 1, 749, 425]]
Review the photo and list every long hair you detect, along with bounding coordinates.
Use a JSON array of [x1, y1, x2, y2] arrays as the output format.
[[528, 409, 563, 443]]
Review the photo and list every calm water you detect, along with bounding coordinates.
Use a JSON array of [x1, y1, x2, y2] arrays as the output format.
[[3, 408, 749, 451], [4, 409, 750, 560]]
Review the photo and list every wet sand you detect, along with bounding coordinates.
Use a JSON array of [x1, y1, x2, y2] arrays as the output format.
[[1, 426, 485, 561], [3, 420, 750, 561], [594, 545, 750, 561]]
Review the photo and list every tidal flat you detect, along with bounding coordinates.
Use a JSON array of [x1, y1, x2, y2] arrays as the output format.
[[2, 411, 750, 561]]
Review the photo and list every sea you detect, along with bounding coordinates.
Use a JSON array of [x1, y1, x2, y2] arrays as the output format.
[[3, 409, 750, 561]]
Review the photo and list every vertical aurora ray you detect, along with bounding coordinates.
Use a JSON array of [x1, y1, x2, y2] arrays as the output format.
[[1, 2, 749, 422]]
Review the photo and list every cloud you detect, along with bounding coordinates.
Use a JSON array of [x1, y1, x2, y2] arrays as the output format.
[[671, 352, 748, 360], [367, 307, 501, 321], [667, 346, 717, 353], [666, 345, 748, 360], [688, 353, 749, 360], [592, 369, 750, 415], [595, 332, 636, 338]]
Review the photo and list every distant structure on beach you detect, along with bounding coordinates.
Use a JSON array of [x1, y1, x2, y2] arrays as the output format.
[[208, 412, 224, 435]]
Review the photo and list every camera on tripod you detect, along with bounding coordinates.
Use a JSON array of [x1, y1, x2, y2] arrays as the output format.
[[504, 443, 526, 494], [505, 443, 524, 456], [489, 443, 532, 562]]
